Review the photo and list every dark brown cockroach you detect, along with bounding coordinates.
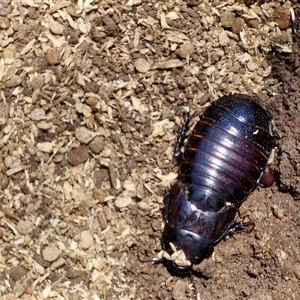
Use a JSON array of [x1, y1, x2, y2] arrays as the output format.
[[162, 94, 276, 275]]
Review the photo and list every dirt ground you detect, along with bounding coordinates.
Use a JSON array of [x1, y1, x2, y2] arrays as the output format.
[[0, 0, 299, 300]]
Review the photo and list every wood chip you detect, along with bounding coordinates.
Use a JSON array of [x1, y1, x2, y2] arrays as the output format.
[[151, 59, 184, 69]]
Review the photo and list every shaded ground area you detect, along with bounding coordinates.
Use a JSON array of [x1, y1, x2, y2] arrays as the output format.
[[0, 1, 299, 300]]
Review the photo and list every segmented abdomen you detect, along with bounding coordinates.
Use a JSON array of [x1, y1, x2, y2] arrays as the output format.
[[178, 95, 275, 207]]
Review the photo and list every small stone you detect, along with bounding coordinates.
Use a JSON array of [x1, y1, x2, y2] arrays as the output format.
[[89, 136, 104, 154], [0, 3, 12, 17], [5, 75, 22, 88], [247, 59, 259, 72], [108, 164, 119, 189], [42, 246, 60, 262], [176, 41, 195, 58], [91, 27, 106, 42], [219, 31, 228, 46], [80, 230, 94, 250], [30, 108, 46, 121], [83, 81, 100, 93], [98, 211, 108, 229], [247, 19, 259, 29], [137, 201, 151, 211], [294, 266, 300, 280], [68, 145, 90, 166], [50, 257, 66, 271], [94, 169, 109, 188], [231, 17, 245, 34], [274, 6, 290, 30], [134, 58, 150, 73], [29, 76, 45, 90], [33, 260, 45, 275], [272, 31, 289, 45], [54, 65, 63, 82], [75, 127, 97, 144], [34, 254, 50, 268], [0, 175, 9, 189], [92, 189, 107, 203], [9, 266, 27, 281], [220, 10, 235, 28], [104, 230, 116, 245], [17, 220, 34, 235], [65, 268, 86, 279], [49, 19, 64, 35], [185, 8, 198, 18], [0, 16, 10, 29], [12, 280, 25, 297], [82, 105, 92, 117], [3, 44, 17, 60], [32, 56, 49, 73], [37, 142, 53, 153], [4, 156, 18, 169], [104, 206, 113, 221], [272, 204, 284, 220], [27, 7, 39, 20], [37, 121, 53, 131], [256, 92, 269, 103], [115, 196, 133, 208], [46, 47, 61, 65], [102, 15, 118, 32], [86, 97, 99, 107]]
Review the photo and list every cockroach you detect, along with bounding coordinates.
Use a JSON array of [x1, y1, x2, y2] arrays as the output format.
[[162, 94, 276, 275]]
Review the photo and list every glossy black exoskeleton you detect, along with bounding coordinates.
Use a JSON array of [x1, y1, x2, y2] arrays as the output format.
[[162, 94, 276, 274]]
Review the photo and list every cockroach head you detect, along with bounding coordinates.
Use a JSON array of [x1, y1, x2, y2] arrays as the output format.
[[162, 227, 214, 274]]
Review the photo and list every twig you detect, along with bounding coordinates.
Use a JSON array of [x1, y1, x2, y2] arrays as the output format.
[[0, 206, 21, 221]]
